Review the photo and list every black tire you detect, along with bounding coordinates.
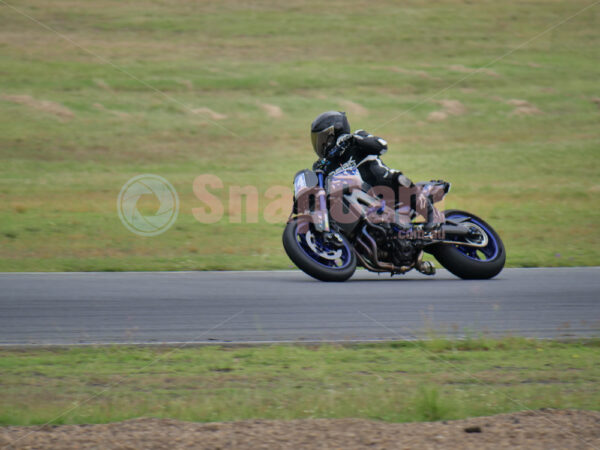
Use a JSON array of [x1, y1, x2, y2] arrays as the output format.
[[429, 209, 506, 280], [282, 219, 356, 282]]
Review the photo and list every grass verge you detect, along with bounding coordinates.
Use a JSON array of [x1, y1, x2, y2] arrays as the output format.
[[1, 338, 599, 426], [0, 0, 599, 270]]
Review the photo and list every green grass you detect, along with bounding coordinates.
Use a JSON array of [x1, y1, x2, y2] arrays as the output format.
[[0, 0, 599, 271], [0, 339, 599, 425]]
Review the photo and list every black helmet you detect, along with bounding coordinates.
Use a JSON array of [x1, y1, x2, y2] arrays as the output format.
[[310, 111, 351, 158]]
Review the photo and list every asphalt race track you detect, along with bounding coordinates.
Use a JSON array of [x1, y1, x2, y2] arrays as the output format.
[[0, 268, 599, 345]]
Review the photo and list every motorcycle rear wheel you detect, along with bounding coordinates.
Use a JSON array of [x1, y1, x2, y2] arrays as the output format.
[[429, 209, 506, 279]]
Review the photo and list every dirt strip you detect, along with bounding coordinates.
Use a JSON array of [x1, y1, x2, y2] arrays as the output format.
[[1, 409, 599, 449]]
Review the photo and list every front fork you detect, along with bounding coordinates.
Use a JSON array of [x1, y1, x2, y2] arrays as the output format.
[[313, 172, 330, 233]]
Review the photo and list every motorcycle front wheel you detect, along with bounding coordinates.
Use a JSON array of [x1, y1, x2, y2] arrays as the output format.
[[429, 209, 506, 279], [282, 218, 356, 282]]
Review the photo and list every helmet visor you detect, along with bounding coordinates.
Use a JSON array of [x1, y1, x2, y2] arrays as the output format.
[[311, 125, 335, 158]]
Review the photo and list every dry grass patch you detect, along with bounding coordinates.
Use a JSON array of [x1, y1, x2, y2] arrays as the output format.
[[259, 103, 284, 118], [0, 94, 74, 120], [93, 79, 113, 92], [190, 107, 228, 120], [92, 103, 130, 119], [427, 111, 448, 122], [447, 64, 500, 78], [437, 100, 467, 116], [428, 100, 467, 122], [339, 100, 368, 116], [388, 66, 441, 81], [507, 99, 543, 116]]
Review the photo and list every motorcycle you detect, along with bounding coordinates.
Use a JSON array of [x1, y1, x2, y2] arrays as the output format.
[[282, 163, 505, 282]]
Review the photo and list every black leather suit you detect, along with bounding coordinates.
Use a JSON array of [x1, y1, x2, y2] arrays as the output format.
[[312, 130, 412, 196]]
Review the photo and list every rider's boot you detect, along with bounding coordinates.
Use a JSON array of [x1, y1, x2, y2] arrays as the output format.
[[415, 251, 436, 275]]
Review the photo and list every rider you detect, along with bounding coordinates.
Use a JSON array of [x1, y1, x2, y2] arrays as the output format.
[[311, 111, 414, 194], [310, 111, 445, 230]]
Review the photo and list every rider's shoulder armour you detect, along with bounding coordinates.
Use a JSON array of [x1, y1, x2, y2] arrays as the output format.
[[353, 130, 388, 156]]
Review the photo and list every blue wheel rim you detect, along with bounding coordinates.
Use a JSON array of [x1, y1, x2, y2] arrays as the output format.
[[447, 214, 499, 261], [295, 225, 352, 269]]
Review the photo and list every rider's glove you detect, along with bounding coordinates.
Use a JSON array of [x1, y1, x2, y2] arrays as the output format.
[[313, 158, 330, 172], [325, 134, 354, 160], [336, 133, 354, 147]]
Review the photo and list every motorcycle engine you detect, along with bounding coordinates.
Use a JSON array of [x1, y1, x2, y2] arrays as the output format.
[[392, 239, 417, 267], [369, 224, 418, 267]]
